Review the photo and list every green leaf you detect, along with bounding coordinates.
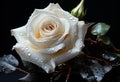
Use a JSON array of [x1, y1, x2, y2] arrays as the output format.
[[91, 23, 110, 36], [98, 36, 111, 45]]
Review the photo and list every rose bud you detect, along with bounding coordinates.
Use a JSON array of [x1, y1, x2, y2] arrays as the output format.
[[71, 0, 86, 19]]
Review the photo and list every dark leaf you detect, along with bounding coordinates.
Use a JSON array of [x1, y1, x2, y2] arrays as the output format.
[[91, 23, 110, 36], [102, 53, 116, 61], [102, 52, 120, 66], [98, 36, 111, 45], [0, 54, 19, 74], [53, 72, 64, 81], [113, 53, 120, 65]]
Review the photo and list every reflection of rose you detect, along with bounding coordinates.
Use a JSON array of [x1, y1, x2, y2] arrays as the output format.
[[11, 3, 88, 73]]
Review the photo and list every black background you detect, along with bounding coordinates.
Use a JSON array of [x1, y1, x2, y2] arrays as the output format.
[[1, 0, 119, 82]]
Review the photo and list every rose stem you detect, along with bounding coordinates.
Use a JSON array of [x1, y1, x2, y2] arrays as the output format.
[[16, 67, 29, 74], [84, 55, 113, 65], [65, 66, 72, 82], [85, 38, 120, 53]]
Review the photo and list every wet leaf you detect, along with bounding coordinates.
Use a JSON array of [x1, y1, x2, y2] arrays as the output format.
[[0, 54, 19, 74], [90, 60, 112, 82], [102, 52, 120, 66], [91, 23, 110, 36], [80, 59, 112, 82], [102, 53, 116, 61], [112, 53, 120, 65], [53, 72, 64, 81]]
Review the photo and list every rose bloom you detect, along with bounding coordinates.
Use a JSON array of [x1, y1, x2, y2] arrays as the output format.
[[11, 3, 88, 73]]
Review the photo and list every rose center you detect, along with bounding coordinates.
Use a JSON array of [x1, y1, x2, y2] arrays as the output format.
[[43, 24, 55, 32]]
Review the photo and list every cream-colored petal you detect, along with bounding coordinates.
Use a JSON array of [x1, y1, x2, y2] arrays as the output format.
[[26, 10, 56, 28], [38, 43, 65, 54], [13, 42, 56, 73], [53, 39, 84, 65], [52, 9, 78, 23], [53, 18, 70, 45], [11, 26, 27, 43], [53, 21, 88, 65], [27, 14, 64, 48], [78, 21, 88, 41], [44, 3, 62, 11], [69, 22, 78, 46], [27, 3, 63, 26]]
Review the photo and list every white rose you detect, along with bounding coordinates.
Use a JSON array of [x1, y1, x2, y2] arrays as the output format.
[[11, 3, 88, 73]]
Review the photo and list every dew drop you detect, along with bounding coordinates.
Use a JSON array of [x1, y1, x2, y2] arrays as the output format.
[[25, 47, 28, 50], [28, 53, 31, 56], [44, 66, 47, 69], [73, 19, 76, 22], [51, 48, 55, 51], [69, 17, 73, 20], [19, 32, 23, 36]]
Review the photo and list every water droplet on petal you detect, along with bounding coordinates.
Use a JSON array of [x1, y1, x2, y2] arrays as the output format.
[[25, 47, 28, 50], [73, 19, 77, 22], [52, 48, 55, 51], [28, 53, 31, 56], [69, 17, 73, 20], [19, 32, 23, 36]]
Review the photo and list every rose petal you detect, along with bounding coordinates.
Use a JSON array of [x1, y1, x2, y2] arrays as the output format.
[[44, 3, 62, 10], [38, 43, 65, 54], [78, 21, 88, 41], [27, 14, 64, 48], [11, 26, 27, 43], [53, 21, 87, 65], [13, 43, 56, 73]]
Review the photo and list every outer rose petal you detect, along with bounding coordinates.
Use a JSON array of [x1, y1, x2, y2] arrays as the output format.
[[11, 26, 27, 43], [13, 43, 56, 73], [54, 21, 88, 64], [27, 3, 78, 26]]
